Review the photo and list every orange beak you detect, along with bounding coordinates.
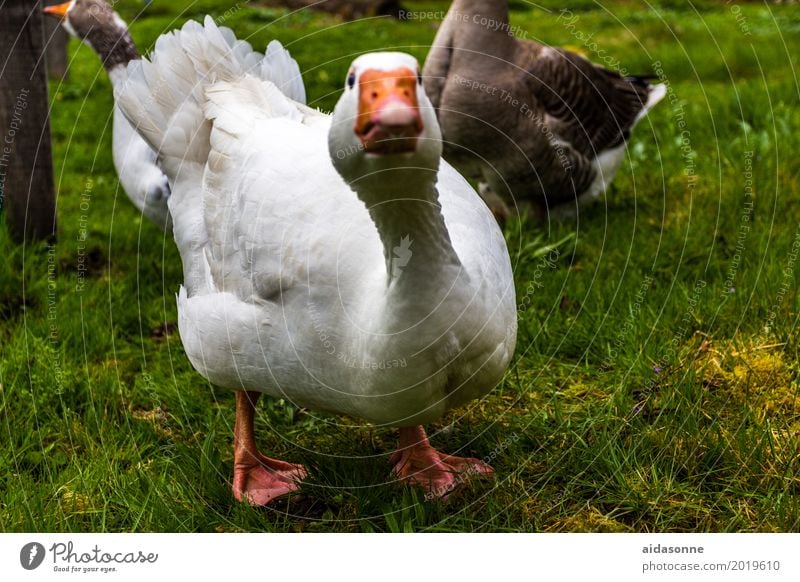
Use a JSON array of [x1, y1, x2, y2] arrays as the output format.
[[355, 67, 423, 155], [43, 1, 71, 18]]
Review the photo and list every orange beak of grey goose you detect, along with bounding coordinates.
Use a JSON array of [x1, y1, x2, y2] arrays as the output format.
[[355, 67, 424, 155], [43, 1, 71, 18]]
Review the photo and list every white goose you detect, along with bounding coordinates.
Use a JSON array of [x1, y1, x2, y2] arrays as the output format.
[[116, 17, 517, 503]]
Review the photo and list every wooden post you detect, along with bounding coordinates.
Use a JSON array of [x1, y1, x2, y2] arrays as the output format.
[[0, 0, 58, 242], [43, 0, 69, 80]]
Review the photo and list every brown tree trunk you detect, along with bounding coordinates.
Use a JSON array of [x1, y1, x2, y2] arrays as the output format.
[[0, 0, 58, 242]]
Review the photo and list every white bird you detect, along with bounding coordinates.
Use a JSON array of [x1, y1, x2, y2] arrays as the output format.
[[116, 17, 516, 504], [44, 0, 172, 230]]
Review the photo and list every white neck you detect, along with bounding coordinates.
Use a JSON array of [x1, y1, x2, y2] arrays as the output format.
[[350, 169, 461, 290], [349, 168, 468, 338]]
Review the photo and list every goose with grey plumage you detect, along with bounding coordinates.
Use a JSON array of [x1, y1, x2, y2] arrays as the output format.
[[422, 0, 666, 219]]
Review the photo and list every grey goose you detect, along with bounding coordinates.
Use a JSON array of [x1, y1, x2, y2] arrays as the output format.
[[423, 0, 666, 219]]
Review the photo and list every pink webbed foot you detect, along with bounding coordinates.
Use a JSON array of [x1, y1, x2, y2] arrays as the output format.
[[232, 391, 306, 506], [232, 453, 306, 506], [391, 426, 493, 499]]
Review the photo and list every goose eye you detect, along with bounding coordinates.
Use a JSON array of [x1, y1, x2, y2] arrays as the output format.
[[347, 72, 356, 89]]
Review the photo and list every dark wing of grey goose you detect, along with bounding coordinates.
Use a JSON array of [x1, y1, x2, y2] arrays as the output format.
[[524, 47, 653, 159]]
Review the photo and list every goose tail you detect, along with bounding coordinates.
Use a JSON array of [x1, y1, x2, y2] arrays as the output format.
[[626, 75, 667, 122], [115, 16, 305, 177]]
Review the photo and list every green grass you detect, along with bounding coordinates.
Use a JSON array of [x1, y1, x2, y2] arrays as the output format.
[[2, 0, 799, 532]]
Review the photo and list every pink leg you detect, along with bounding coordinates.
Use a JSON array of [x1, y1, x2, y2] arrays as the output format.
[[232, 391, 306, 506], [390, 426, 493, 499]]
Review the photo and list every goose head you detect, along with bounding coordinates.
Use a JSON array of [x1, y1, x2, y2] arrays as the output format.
[[44, 0, 137, 69], [329, 53, 442, 187]]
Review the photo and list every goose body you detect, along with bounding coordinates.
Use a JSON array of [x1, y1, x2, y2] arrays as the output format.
[[117, 17, 515, 502], [176, 139, 514, 426], [423, 0, 666, 218]]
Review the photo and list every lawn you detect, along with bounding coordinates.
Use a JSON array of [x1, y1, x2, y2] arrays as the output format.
[[1, 0, 799, 532]]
